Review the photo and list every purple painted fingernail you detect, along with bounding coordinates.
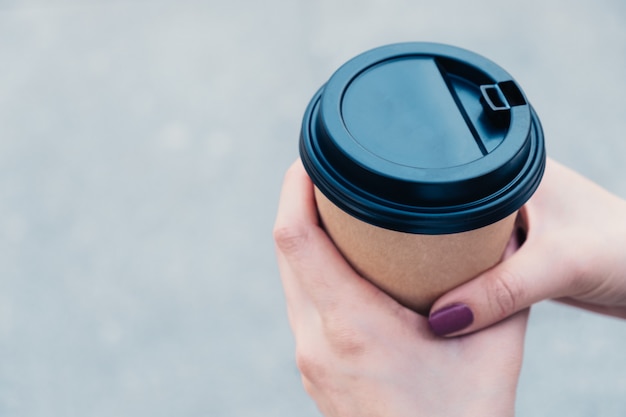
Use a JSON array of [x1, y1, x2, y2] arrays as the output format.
[[428, 303, 474, 336]]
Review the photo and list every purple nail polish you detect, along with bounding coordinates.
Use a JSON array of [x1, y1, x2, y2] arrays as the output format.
[[428, 303, 474, 336]]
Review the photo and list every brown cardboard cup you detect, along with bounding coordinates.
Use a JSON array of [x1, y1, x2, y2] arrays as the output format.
[[316, 188, 517, 315], [299, 43, 546, 315]]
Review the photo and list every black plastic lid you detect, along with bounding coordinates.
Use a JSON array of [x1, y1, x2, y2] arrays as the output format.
[[300, 42, 546, 234]]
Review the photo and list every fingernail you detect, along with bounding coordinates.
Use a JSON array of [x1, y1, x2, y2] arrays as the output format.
[[428, 303, 474, 336]]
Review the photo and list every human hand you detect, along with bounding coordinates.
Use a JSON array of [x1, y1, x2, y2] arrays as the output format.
[[429, 158, 626, 337], [274, 160, 529, 417]]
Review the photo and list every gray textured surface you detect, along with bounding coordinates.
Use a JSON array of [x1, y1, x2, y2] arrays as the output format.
[[0, 1, 625, 416]]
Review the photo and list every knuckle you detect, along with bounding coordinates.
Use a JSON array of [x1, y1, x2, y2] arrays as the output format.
[[295, 348, 326, 383], [488, 270, 525, 320], [322, 315, 367, 358], [273, 223, 311, 256]]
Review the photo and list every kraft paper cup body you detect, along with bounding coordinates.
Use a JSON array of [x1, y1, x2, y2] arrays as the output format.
[[315, 188, 517, 314], [300, 43, 546, 314]]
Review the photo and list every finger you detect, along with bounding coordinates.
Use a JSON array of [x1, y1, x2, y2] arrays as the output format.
[[273, 160, 319, 329], [273, 161, 397, 316], [428, 238, 568, 336], [470, 307, 530, 343], [274, 159, 319, 232]]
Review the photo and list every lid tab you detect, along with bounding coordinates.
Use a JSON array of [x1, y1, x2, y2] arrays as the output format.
[[480, 80, 527, 126]]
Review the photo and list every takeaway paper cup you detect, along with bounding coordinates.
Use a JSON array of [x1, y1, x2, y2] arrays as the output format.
[[299, 43, 546, 314]]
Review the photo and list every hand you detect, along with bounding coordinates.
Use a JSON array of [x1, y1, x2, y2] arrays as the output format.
[[429, 158, 626, 336], [274, 160, 529, 417]]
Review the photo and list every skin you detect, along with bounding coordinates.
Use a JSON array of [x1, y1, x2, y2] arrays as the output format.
[[431, 158, 626, 336], [274, 160, 529, 417]]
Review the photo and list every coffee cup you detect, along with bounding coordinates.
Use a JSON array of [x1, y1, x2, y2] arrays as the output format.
[[299, 43, 546, 315]]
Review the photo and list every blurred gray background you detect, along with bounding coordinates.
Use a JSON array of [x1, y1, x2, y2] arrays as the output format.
[[0, 0, 625, 416]]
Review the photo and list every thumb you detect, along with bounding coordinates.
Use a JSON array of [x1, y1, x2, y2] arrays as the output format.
[[428, 239, 567, 337]]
